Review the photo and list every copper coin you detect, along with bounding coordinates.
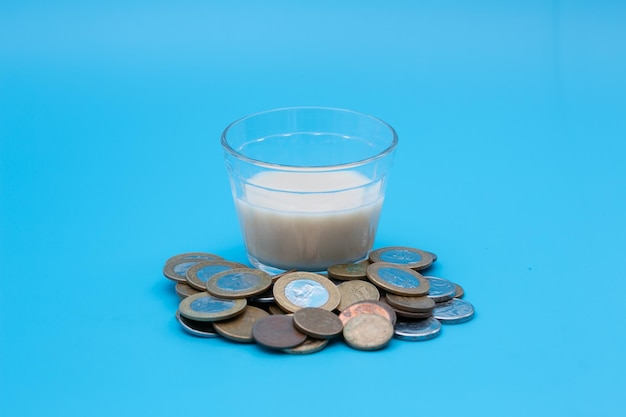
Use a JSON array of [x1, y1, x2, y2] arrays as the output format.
[[385, 293, 435, 313], [251, 315, 307, 349], [338, 300, 396, 326], [343, 313, 394, 351], [454, 283, 465, 298], [369, 299, 398, 326], [213, 306, 270, 343], [293, 308, 343, 339]]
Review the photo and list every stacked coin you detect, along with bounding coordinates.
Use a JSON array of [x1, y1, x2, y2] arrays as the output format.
[[163, 246, 475, 353]]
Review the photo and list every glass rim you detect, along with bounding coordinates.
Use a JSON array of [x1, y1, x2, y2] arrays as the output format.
[[220, 106, 398, 171]]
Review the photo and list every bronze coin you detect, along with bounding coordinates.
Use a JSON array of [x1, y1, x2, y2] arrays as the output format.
[[368, 299, 398, 326], [293, 308, 343, 339], [393, 308, 433, 319], [343, 313, 394, 351], [282, 338, 329, 355], [338, 300, 396, 326], [336, 280, 380, 311], [327, 263, 368, 281], [213, 306, 270, 343], [175, 281, 202, 300], [454, 283, 465, 298], [385, 293, 435, 313], [251, 315, 307, 349]]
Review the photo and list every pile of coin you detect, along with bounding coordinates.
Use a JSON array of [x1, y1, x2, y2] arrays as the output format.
[[163, 246, 475, 353]]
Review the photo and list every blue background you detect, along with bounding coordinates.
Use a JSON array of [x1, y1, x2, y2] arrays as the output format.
[[1, 1, 625, 416]]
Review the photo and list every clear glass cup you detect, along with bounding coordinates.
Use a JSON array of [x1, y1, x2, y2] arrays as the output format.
[[221, 106, 398, 273]]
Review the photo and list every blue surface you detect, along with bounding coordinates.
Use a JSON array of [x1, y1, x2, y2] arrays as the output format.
[[1, 1, 625, 416]]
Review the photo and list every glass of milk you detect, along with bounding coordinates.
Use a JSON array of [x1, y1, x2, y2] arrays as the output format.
[[221, 107, 397, 273]]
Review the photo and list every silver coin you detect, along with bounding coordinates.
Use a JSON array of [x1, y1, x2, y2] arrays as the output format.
[[432, 298, 475, 324], [175, 310, 220, 338], [394, 317, 441, 341], [425, 276, 456, 303]]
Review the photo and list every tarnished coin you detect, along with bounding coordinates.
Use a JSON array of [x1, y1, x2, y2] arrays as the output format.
[[433, 298, 475, 324], [327, 263, 368, 281], [282, 338, 329, 355], [392, 308, 432, 319], [338, 300, 396, 326], [336, 280, 380, 311], [293, 308, 343, 339], [251, 315, 307, 349], [163, 258, 206, 282], [454, 283, 465, 298], [425, 276, 457, 302], [366, 263, 430, 296], [368, 246, 434, 271], [179, 292, 246, 322], [185, 260, 247, 290], [175, 281, 202, 300], [394, 317, 442, 341], [343, 313, 394, 351], [166, 252, 223, 265], [384, 293, 435, 313], [273, 272, 340, 313], [369, 299, 398, 326], [175, 310, 219, 338], [268, 304, 288, 315], [206, 268, 272, 299], [213, 306, 270, 343]]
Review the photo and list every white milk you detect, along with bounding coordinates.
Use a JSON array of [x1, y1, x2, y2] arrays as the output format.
[[235, 171, 383, 271]]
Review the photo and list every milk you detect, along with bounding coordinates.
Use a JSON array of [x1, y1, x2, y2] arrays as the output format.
[[235, 171, 384, 271]]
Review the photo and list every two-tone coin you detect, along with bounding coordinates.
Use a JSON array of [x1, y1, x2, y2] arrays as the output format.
[[394, 317, 442, 341], [343, 313, 394, 351], [163, 258, 206, 282], [368, 246, 435, 271], [432, 298, 475, 324], [366, 263, 430, 296], [179, 292, 246, 322], [336, 280, 380, 311], [282, 338, 329, 355], [175, 310, 220, 338], [251, 315, 307, 349], [185, 260, 247, 290], [206, 268, 272, 299], [165, 252, 223, 265], [327, 263, 368, 281], [425, 276, 457, 302], [293, 308, 343, 339], [273, 272, 340, 313], [213, 306, 270, 343]]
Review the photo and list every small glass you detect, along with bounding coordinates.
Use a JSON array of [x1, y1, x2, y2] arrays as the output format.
[[221, 106, 397, 273]]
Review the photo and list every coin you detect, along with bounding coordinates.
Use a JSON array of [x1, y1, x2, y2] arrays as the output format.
[[175, 281, 202, 300], [327, 263, 368, 281], [205, 268, 272, 299], [251, 315, 307, 349], [392, 308, 432, 319], [338, 300, 396, 326], [454, 283, 465, 298], [248, 286, 275, 304], [165, 252, 223, 265], [343, 313, 394, 351], [163, 259, 205, 282], [368, 246, 434, 271], [394, 317, 442, 341], [213, 306, 270, 343], [178, 292, 247, 322], [336, 280, 380, 311], [384, 293, 435, 313], [268, 304, 288, 315], [369, 299, 398, 326], [432, 298, 475, 324], [425, 276, 457, 302], [282, 338, 329, 355], [175, 310, 220, 338], [273, 272, 340, 313], [185, 260, 247, 290], [293, 308, 343, 339], [366, 263, 430, 296]]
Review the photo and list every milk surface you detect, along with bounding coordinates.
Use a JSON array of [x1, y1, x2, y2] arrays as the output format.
[[235, 171, 383, 271]]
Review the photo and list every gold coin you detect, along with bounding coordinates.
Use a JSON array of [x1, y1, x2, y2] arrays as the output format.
[[178, 292, 246, 322], [282, 338, 329, 354], [366, 263, 430, 296], [175, 281, 201, 300], [368, 246, 434, 271], [205, 268, 272, 299], [343, 313, 394, 351], [273, 272, 340, 313], [336, 280, 380, 311], [213, 306, 270, 343], [327, 263, 368, 281]]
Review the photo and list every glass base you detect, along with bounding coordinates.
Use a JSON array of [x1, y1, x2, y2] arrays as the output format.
[[247, 253, 369, 276]]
